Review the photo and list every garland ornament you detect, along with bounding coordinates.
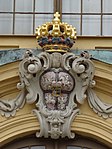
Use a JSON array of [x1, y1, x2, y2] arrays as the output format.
[[0, 12, 112, 139]]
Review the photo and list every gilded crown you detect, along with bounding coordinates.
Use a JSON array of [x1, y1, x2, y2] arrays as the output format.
[[35, 12, 77, 52]]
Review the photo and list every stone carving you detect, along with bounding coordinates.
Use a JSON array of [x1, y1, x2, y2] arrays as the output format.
[[0, 90, 26, 117], [31, 51, 81, 139], [0, 12, 112, 139], [87, 88, 112, 118], [0, 47, 93, 138], [0, 49, 112, 139], [40, 69, 74, 111]]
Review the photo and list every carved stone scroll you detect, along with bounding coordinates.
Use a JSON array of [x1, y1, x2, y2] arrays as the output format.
[[0, 49, 112, 139], [87, 88, 112, 119], [0, 89, 26, 117]]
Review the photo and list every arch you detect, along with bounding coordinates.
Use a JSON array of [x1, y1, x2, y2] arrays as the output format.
[[2, 135, 109, 149], [1, 114, 112, 148]]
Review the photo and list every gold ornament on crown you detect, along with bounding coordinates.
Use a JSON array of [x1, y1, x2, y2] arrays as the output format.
[[35, 12, 77, 52]]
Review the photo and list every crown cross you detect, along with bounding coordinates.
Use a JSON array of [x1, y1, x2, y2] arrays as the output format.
[[53, 12, 60, 22]]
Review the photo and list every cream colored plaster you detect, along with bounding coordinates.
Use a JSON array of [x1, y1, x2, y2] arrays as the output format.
[[74, 36, 112, 50], [0, 36, 37, 49]]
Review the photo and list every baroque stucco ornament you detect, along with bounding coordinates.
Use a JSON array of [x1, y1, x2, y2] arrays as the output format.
[[0, 12, 112, 139]]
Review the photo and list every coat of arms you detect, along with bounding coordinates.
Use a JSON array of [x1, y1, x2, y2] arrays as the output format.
[[0, 12, 112, 139]]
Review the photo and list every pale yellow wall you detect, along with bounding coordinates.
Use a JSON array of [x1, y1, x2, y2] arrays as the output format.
[[0, 35, 37, 49], [0, 60, 112, 147], [0, 35, 112, 50], [74, 36, 112, 50]]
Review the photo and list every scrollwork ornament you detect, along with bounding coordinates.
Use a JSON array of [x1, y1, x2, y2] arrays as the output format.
[[71, 57, 95, 104], [0, 48, 112, 141], [0, 89, 26, 117], [1, 12, 112, 140], [87, 88, 112, 119], [18, 50, 43, 104]]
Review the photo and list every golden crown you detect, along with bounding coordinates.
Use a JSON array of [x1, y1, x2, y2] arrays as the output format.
[[35, 12, 77, 52]]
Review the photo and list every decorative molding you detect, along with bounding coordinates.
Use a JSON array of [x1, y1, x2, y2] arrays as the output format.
[[0, 12, 112, 140], [72, 115, 112, 148], [0, 89, 26, 117], [0, 114, 39, 146], [0, 48, 112, 139], [87, 88, 112, 118], [1, 114, 112, 147], [0, 49, 94, 138]]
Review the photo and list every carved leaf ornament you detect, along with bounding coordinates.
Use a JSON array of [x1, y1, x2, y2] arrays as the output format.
[[0, 12, 112, 139]]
